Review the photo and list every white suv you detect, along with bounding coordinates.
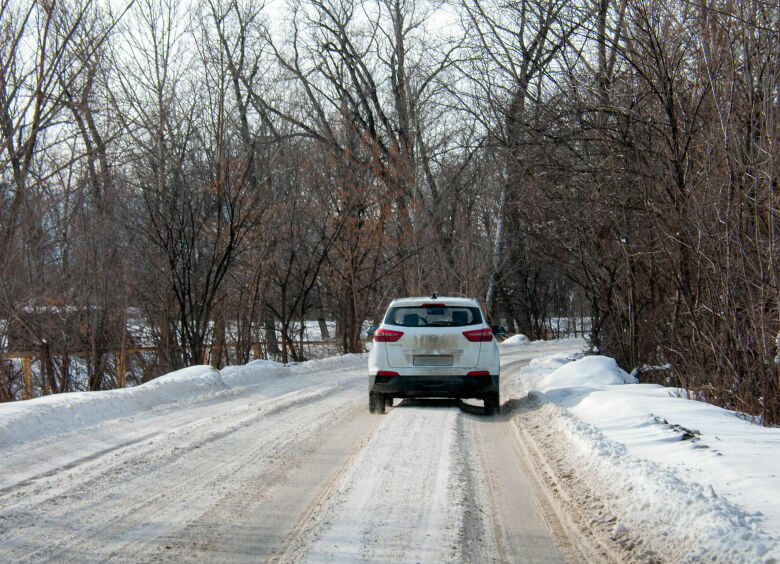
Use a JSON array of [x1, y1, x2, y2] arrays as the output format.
[[368, 296, 504, 415]]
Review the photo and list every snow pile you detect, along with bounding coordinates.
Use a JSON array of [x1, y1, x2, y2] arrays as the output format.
[[513, 351, 581, 396], [538, 355, 637, 388], [547, 405, 775, 562], [0, 366, 214, 449], [289, 353, 364, 374], [517, 353, 780, 562], [499, 334, 529, 347], [0, 355, 364, 450]]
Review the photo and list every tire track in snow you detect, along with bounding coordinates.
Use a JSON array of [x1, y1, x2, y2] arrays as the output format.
[[0, 374, 364, 562], [293, 402, 467, 563]]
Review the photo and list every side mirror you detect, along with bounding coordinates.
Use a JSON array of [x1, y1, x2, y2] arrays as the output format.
[[491, 325, 506, 336], [367, 325, 379, 337]]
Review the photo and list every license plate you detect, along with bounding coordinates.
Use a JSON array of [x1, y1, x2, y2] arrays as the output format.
[[413, 355, 453, 366]]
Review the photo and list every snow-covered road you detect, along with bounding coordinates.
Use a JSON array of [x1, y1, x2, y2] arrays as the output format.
[[1, 340, 777, 562], [0, 344, 581, 562]]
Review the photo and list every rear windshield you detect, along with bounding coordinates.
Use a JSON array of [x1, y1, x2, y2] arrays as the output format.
[[384, 306, 483, 327]]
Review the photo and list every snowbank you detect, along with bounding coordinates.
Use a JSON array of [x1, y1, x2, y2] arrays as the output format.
[[0, 355, 364, 450], [538, 355, 636, 388], [516, 352, 780, 562], [499, 334, 529, 347], [499, 335, 585, 352]]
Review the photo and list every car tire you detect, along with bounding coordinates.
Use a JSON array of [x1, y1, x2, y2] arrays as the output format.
[[484, 393, 500, 416], [370, 391, 386, 414]]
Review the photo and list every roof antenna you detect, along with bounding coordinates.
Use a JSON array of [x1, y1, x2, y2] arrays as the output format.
[[431, 292, 438, 299]]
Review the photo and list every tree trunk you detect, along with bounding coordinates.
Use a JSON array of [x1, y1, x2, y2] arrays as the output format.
[[40, 340, 57, 394]]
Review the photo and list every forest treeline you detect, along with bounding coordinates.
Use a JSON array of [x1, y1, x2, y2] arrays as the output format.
[[1, 0, 777, 424]]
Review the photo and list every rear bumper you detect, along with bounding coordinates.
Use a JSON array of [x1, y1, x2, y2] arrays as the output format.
[[370, 374, 499, 399]]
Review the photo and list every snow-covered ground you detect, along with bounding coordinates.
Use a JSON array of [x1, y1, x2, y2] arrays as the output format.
[[301, 407, 465, 563], [0, 355, 365, 490], [503, 339, 779, 562], [0, 338, 777, 562]]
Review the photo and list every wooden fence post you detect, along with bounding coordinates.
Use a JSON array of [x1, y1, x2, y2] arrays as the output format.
[[22, 356, 32, 400], [117, 352, 125, 388]]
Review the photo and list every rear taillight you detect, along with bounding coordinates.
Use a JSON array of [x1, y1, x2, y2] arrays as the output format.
[[374, 328, 404, 342], [467, 370, 490, 376], [463, 328, 493, 342], [377, 370, 399, 376]]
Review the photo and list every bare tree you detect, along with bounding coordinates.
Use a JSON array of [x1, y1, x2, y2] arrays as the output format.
[[458, 0, 587, 335], [113, 0, 263, 366], [1, 0, 129, 395]]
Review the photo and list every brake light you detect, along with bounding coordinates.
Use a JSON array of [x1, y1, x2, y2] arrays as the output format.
[[463, 328, 493, 342], [377, 370, 399, 376], [467, 370, 490, 376], [374, 328, 404, 342], [422, 303, 446, 308]]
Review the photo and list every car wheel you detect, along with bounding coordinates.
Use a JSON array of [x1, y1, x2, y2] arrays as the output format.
[[370, 391, 386, 414], [484, 393, 500, 416]]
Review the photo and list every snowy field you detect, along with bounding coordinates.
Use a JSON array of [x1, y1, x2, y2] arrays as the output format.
[[0, 338, 777, 562]]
